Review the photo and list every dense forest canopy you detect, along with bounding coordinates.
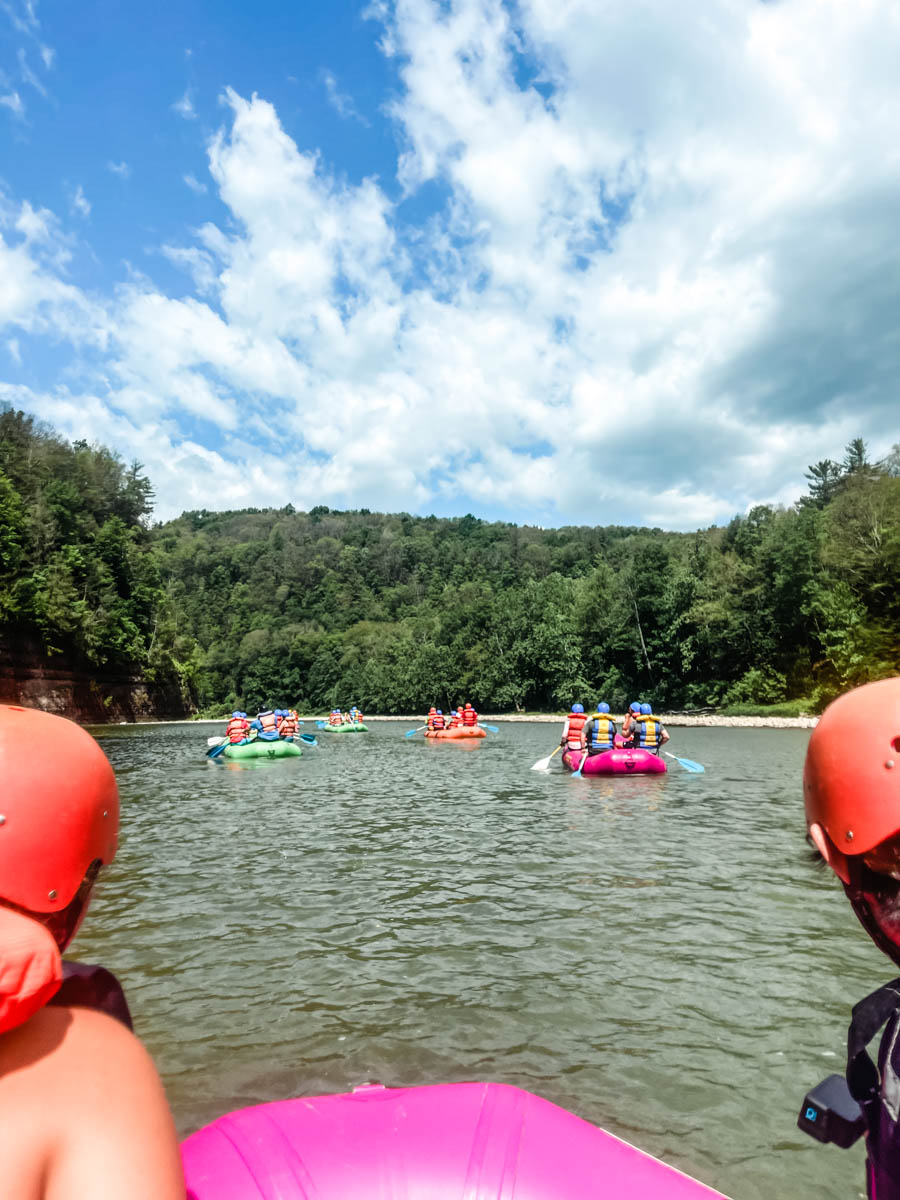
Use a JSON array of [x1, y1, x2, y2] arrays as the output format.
[[1, 406, 897, 714]]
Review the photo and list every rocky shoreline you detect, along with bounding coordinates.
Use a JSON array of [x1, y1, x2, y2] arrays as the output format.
[[107, 712, 818, 729]]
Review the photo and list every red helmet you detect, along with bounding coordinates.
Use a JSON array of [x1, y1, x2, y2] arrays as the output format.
[[0, 706, 119, 913], [804, 678, 900, 856]]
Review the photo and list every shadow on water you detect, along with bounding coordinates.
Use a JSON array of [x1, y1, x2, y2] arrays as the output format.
[[79, 721, 878, 1199]]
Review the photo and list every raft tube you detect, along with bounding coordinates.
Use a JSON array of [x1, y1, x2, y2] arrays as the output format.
[[562, 748, 667, 775], [181, 1080, 725, 1199], [425, 725, 487, 739], [321, 722, 368, 733], [223, 739, 302, 759]]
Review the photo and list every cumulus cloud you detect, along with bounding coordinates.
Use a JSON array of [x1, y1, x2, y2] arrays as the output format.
[[1, 0, 899, 526], [0, 89, 24, 118], [107, 160, 131, 179]]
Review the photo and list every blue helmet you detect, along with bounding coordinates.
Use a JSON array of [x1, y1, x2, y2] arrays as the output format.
[[596, 702, 610, 714], [571, 703, 584, 714], [239, 712, 247, 719], [232, 711, 241, 718], [630, 702, 641, 712], [436, 709, 443, 714], [640, 703, 652, 715]]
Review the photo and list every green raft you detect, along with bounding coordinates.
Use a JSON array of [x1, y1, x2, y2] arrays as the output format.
[[320, 723, 368, 733], [223, 739, 302, 760]]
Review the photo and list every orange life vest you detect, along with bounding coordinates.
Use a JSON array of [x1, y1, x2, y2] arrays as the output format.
[[462, 706, 477, 726], [564, 712, 588, 751], [432, 713, 446, 730], [280, 716, 297, 737], [259, 712, 277, 734], [226, 717, 246, 744]]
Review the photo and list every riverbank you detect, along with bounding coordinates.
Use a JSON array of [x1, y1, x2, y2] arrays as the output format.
[[103, 712, 818, 729]]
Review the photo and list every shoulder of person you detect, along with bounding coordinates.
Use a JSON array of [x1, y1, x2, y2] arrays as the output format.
[[0, 1006, 185, 1200]]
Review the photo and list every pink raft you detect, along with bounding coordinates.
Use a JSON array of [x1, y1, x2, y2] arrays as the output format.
[[562, 748, 667, 776], [182, 1080, 726, 1199]]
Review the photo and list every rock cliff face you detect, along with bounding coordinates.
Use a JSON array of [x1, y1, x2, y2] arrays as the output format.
[[0, 636, 192, 723]]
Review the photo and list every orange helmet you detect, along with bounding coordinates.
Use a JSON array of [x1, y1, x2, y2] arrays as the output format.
[[804, 678, 900, 856], [0, 706, 119, 913]]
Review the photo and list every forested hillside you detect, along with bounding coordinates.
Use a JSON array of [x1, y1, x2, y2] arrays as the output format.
[[0, 408, 192, 699], [1, 404, 896, 717], [153, 439, 899, 715]]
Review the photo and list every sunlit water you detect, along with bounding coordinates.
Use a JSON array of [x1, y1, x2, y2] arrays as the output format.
[[75, 721, 880, 1199]]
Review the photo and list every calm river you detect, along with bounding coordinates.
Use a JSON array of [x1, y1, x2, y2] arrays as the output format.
[[76, 721, 878, 1199]]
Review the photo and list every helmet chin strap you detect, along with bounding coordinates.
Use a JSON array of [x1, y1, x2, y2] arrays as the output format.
[[845, 858, 900, 969]]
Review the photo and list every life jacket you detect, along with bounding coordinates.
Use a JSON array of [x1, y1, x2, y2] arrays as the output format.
[[588, 715, 615, 751], [462, 706, 477, 726], [226, 717, 246, 744], [564, 712, 588, 751], [846, 977, 900, 1199], [280, 716, 297, 737], [634, 716, 661, 750], [259, 711, 277, 734], [353, 711, 363, 724], [329, 713, 343, 726], [432, 713, 446, 730], [50, 962, 133, 1031]]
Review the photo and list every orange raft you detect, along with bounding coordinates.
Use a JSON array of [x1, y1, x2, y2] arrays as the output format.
[[425, 725, 487, 740]]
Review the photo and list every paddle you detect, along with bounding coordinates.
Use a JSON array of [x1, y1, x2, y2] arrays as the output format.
[[665, 751, 705, 773], [315, 720, 327, 729], [480, 724, 499, 733], [571, 750, 587, 778], [299, 733, 318, 746], [206, 735, 226, 748], [405, 726, 427, 739], [206, 740, 228, 760], [531, 745, 561, 771]]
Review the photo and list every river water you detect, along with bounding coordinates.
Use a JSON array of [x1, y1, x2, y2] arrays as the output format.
[[76, 720, 880, 1199]]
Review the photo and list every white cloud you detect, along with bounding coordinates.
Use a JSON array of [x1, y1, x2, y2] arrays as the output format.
[[17, 46, 45, 95], [2, 2, 900, 526], [321, 69, 369, 124], [172, 89, 196, 120], [107, 160, 131, 179], [69, 184, 90, 219], [183, 171, 207, 194], [0, 90, 24, 118]]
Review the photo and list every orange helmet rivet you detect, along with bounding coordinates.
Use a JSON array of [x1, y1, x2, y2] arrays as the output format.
[[48, 890, 57, 900], [846, 831, 854, 841]]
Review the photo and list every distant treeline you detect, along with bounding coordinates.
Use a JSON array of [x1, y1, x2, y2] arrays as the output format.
[[1, 405, 898, 715]]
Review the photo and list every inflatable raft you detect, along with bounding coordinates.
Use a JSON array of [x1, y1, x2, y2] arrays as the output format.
[[562, 748, 666, 776], [426, 725, 486, 739], [320, 722, 368, 733], [223, 739, 302, 760], [181, 1080, 725, 1199]]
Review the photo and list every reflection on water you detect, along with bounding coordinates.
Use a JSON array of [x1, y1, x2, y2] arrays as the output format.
[[77, 722, 883, 1199]]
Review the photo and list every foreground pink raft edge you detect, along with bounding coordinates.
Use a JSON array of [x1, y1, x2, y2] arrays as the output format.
[[181, 1080, 727, 1199], [562, 748, 667, 775]]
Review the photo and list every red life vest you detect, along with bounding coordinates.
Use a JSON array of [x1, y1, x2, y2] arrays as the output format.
[[462, 706, 477, 726], [259, 712, 277, 733], [564, 712, 588, 751], [432, 713, 446, 730], [226, 717, 246, 744], [280, 716, 297, 737]]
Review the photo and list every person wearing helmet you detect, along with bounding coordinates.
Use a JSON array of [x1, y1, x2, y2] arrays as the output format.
[[804, 677, 900, 1197], [279, 709, 297, 739], [462, 702, 478, 728], [225, 710, 249, 744], [560, 703, 588, 756], [581, 702, 617, 757], [621, 701, 643, 748], [432, 709, 446, 732], [426, 706, 437, 731], [0, 705, 184, 1198], [632, 702, 669, 753]]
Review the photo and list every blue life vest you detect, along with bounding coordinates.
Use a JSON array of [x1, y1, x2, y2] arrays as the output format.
[[588, 715, 616, 751], [634, 716, 661, 750]]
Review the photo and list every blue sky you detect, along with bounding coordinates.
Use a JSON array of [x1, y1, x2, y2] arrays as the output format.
[[1, 0, 898, 526]]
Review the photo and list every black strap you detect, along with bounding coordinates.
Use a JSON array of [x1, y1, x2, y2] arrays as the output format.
[[847, 977, 900, 1103]]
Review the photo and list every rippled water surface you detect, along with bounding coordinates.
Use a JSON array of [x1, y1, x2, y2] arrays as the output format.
[[76, 721, 883, 1198]]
